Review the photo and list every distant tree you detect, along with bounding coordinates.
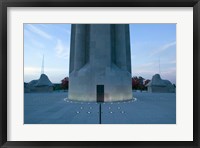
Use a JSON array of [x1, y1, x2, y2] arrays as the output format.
[[138, 76, 144, 84], [144, 79, 150, 85], [132, 76, 148, 91], [144, 79, 150, 90], [53, 84, 62, 91], [132, 76, 140, 90], [61, 77, 69, 90], [138, 76, 145, 91]]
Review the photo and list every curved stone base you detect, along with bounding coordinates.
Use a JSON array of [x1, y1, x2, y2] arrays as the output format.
[[68, 64, 132, 102]]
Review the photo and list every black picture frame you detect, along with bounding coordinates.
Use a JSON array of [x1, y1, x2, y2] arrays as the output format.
[[0, 0, 199, 147]]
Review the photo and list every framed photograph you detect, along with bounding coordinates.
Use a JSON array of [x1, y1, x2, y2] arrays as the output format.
[[0, 0, 199, 147]]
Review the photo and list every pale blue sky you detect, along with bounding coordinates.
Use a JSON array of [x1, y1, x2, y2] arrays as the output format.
[[24, 24, 176, 84]]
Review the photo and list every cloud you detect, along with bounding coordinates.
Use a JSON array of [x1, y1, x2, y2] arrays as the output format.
[[161, 67, 176, 75], [162, 60, 176, 65], [24, 28, 32, 38], [24, 66, 68, 75], [150, 41, 176, 57], [30, 39, 45, 49], [133, 62, 157, 71], [27, 24, 53, 40], [24, 67, 40, 76], [133, 69, 156, 75], [55, 39, 70, 59], [132, 62, 158, 78], [138, 62, 155, 68]]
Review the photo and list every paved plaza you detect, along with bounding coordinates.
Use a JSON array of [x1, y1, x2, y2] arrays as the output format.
[[24, 91, 176, 124]]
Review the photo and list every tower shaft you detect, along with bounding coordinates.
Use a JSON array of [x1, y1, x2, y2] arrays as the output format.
[[69, 24, 132, 102]]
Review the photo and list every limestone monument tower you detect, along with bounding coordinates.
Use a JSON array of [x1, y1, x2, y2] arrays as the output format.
[[69, 24, 132, 102]]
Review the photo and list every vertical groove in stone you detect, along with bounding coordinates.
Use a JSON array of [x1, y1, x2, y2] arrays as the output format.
[[111, 24, 116, 65], [74, 24, 86, 71], [69, 24, 75, 73], [125, 24, 131, 73], [85, 25, 90, 64], [115, 24, 127, 70]]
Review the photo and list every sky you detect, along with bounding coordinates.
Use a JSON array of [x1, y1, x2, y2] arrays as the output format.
[[24, 24, 176, 84]]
